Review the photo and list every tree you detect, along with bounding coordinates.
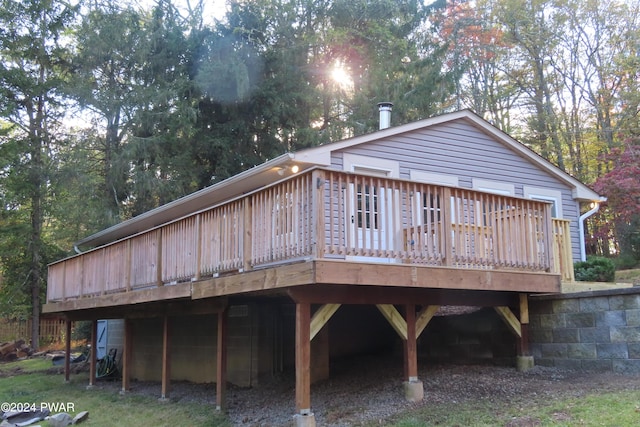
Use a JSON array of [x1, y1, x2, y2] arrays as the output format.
[[0, 0, 76, 347], [69, 4, 147, 225], [591, 140, 640, 262]]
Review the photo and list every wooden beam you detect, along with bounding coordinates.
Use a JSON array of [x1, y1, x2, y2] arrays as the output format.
[[43, 283, 192, 313], [288, 285, 517, 307], [405, 304, 418, 381], [192, 262, 315, 300], [64, 319, 71, 382], [310, 304, 340, 341], [216, 308, 228, 411], [494, 306, 522, 337], [121, 318, 132, 393], [314, 260, 561, 293], [416, 305, 440, 338], [376, 304, 407, 340], [295, 303, 312, 415], [89, 320, 97, 387], [160, 316, 171, 400]]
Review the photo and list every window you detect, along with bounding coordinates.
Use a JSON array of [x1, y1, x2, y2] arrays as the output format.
[[410, 170, 459, 187], [472, 178, 514, 196], [523, 186, 562, 218], [356, 185, 378, 228], [343, 153, 399, 178]]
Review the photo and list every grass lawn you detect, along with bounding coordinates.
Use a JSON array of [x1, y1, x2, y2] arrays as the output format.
[[374, 389, 640, 426], [3, 358, 640, 426], [616, 268, 640, 284], [0, 360, 230, 427]]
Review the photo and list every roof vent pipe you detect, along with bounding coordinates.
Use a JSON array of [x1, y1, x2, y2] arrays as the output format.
[[377, 102, 393, 130]]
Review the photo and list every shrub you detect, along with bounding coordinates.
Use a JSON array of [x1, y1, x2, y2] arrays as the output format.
[[574, 257, 616, 282], [72, 320, 92, 342], [614, 254, 639, 270]]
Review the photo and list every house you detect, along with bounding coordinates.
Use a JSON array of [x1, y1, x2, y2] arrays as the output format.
[[44, 108, 603, 425]]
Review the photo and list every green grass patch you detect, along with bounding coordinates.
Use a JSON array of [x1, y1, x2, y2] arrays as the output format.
[[616, 268, 640, 284], [373, 389, 640, 426], [0, 370, 230, 426], [0, 357, 51, 373]]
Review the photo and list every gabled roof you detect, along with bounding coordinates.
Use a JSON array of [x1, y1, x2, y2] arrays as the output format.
[[294, 109, 601, 201], [76, 109, 602, 249]]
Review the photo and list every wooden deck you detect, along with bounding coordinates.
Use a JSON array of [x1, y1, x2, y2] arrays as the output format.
[[45, 168, 566, 313]]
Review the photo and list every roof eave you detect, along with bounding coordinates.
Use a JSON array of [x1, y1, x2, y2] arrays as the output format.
[[75, 153, 296, 248]]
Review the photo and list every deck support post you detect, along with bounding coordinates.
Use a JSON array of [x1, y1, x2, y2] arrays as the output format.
[[294, 302, 316, 427], [216, 307, 228, 411], [516, 294, 534, 371], [64, 319, 71, 383], [160, 315, 171, 401], [121, 318, 132, 394], [403, 304, 423, 402], [87, 320, 97, 389]]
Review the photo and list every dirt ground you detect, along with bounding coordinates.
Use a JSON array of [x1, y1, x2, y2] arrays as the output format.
[[89, 354, 640, 426]]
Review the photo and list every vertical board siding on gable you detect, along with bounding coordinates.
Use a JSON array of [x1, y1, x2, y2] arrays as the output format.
[[330, 120, 581, 262]]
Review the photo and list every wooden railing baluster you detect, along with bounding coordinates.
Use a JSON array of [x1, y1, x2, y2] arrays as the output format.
[[46, 169, 571, 303]]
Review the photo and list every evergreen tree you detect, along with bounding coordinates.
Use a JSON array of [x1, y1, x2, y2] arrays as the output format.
[[0, 0, 76, 347]]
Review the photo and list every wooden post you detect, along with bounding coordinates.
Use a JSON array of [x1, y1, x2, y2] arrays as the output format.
[[194, 214, 202, 281], [312, 170, 325, 259], [404, 304, 418, 382], [61, 262, 67, 301], [216, 308, 228, 411], [243, 198, 252, 272], [64, 319, 71, 382], [125, 239, 132, 292], [295, 302, 312, 415], [100, 248, 106, 296], [518, 294, 530, 356], [121, 318, 132, 393], [442, 187, 453, 266], [160, 316, 171, 400], [88, 320, 97, 387], [156, 228, 163, 286]]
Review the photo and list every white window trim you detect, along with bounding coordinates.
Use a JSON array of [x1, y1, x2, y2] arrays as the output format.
[[523, 186, 563, 218], [410, 170, 459, 187], [343, 153, 399, 178], [472, 178, 514, 196]]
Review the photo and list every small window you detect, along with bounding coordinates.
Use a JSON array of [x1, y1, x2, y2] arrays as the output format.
[[343, 153, 399, 178], [523, 186, 562, 218], [472, 178, 514, 196], [410, 170, 459, 187]]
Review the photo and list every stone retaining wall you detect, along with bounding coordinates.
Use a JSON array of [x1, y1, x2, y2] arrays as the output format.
[[529, 287, 640, 373]]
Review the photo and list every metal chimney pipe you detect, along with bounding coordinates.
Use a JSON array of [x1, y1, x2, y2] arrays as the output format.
[[377, 102, 393, 130]]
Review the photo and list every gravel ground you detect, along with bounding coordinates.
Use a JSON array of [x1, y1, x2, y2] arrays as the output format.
[[94, 354, 640, 426]]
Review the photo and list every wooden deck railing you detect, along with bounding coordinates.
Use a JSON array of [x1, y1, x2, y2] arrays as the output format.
[[47, 168, 567, 302], [552, 219, 575, 282]]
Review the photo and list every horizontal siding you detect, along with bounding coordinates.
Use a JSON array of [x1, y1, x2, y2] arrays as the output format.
[[331, 119, 583, 262]]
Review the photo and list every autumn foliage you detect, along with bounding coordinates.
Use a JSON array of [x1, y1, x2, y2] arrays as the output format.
[[590, 139, 640, 262]]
